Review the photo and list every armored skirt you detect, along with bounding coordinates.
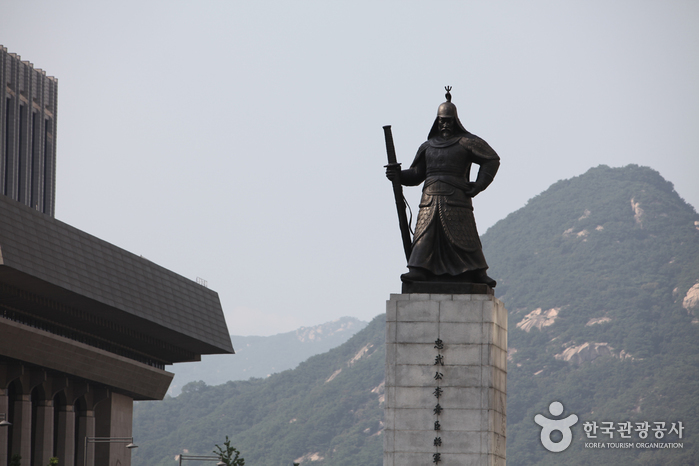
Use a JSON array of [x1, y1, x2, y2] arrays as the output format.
[[408, 179, 487, 275]]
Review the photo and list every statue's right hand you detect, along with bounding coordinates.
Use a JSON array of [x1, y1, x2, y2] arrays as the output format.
[[385, 163, 401, 182]]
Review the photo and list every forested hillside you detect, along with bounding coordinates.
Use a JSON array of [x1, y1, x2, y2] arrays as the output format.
[[482, 164, 699, 465], [133, 165, 699, 465], [167, 317, 367, 395], [133, 316, 385, 466]]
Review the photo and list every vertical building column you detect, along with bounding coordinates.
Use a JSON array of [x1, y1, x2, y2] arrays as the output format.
[[56, 381, 88, 466], [33, 377, 67, 466], [76, 410, 95, 466], [0, 389, 9, 466], [95, 393, 134, 466], [12, 371, 46, 465], [32, 400, 54, 466], [55, 405, 75, 466], [0, 363, 23, 466], [76, 387, 108, 466], [11, 394, 31, 464]]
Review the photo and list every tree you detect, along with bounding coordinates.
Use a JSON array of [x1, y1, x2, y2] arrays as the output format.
[[48, 458, 59, 466], [214, 436, 245, 466], [9, 454, 21, 466]]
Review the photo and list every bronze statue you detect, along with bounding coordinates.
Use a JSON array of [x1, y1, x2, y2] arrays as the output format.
[[385, 87, 499, 288]]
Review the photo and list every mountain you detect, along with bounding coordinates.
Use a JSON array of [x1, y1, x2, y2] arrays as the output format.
[[133, 316, 385, 466], [167, 317, 368, 395], [133, 165, 699, 465], [481, 164, 699, 465]]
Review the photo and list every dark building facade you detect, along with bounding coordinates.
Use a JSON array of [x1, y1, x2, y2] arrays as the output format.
[[1, 47, 57, 216], [0, 48, 233, 466]]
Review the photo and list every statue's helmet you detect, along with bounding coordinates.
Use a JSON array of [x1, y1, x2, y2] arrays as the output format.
[[437, 101, 458, 119], [428, 87, 469, 139]]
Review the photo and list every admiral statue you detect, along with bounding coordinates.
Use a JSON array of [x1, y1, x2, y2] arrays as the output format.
[[384, 87, 499, 288]]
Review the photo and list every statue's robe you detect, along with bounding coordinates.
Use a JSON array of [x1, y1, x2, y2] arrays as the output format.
[[401, 133, 500, 276]]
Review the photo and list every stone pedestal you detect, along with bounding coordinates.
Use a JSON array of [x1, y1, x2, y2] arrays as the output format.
[[384, 293, 507, 466]]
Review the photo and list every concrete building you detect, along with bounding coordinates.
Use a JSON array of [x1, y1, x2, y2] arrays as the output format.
[[0, 48, 234, 466], [1, 47, 57, 217]]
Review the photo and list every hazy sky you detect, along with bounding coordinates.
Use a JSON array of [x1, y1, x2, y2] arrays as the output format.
[[2, 1, 697, 336]]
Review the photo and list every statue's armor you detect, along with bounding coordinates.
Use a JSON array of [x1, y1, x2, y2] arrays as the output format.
[[415, 143, 481, 252], [403, 134, 499, 276]]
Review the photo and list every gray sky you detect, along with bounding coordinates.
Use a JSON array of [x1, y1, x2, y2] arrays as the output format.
[[2, 1, 697, 336]]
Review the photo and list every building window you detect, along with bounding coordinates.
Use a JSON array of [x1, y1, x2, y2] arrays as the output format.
[[3, 96, 10, 196], [17, 103, 26, 202], [43, 118, 51, 213], [30, 110, 38, 209]]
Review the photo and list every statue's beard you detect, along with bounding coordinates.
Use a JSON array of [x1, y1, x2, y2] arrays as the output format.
[[440, 129, 452, 138]]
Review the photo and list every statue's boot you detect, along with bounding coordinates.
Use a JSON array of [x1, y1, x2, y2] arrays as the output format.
[[474, 269, 497, 288], [400, 267, 428, 282]]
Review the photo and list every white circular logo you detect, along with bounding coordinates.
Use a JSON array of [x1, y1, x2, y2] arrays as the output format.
[[534, 401, 579, 452]]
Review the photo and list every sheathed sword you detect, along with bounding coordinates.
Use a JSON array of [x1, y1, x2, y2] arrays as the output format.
[[383, 125, 412, 262]]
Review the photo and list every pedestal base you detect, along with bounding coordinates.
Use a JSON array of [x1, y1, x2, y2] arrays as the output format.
[[401, 282, 494, 295], [384, 293, 507, 466]]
